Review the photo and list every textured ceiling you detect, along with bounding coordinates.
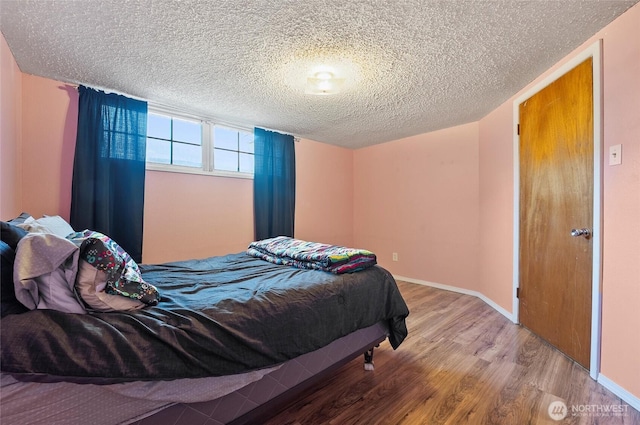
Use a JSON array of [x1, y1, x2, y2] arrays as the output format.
[[1, 0, 637, 148]]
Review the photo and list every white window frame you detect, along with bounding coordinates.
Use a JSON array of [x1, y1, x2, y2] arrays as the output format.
[[145, 105, 254, 180]]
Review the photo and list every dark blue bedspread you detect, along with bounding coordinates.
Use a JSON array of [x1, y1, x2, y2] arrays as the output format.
[[1, 253, 409, 384]]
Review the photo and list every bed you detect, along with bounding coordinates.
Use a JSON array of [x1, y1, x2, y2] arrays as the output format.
[[0, 215, 409, 424]]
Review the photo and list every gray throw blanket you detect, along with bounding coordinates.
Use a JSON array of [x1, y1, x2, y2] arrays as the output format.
[[13, 233, 85, 314]]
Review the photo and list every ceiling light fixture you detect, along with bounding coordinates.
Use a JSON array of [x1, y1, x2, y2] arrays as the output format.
[[305, 70, 345, 95]]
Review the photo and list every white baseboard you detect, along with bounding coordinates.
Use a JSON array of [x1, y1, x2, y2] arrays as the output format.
[[393, 275, 516, 323], [393, 274, 640, 414], [597, 374, 640, 413]]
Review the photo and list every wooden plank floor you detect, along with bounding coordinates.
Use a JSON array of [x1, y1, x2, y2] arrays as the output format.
[[264, 281, 639, 425]]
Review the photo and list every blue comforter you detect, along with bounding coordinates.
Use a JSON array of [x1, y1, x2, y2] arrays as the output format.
[[1, 252, 409, 384]]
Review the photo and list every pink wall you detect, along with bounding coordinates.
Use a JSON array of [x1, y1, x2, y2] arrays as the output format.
[[295, 138, 354, 247], [596, 3, 640, 400], [143, 171, 254, 263], [353, 123, 480, 290], [0, 42, 78, 223], [143, 137, 355, 263], [20, 75, 78, 220], [478, 103, 514, 312], [477, 3, 640, 400], [0, 33, 22, 219]]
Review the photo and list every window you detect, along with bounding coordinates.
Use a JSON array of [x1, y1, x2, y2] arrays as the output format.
[[147, 113, 202, 167], [214, 127, 255, 174], [145, 110, 254, 177]]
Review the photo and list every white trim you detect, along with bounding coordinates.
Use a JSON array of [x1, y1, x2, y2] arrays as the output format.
[[148, 106, 203, 124], [597, 374, 640, 412], [394, 275, 516, 323], [393, 275, 640, 412], [145, 162, 253, 180], [512, 40, 603, 380], [148, 104, 254, 134], [203, 123, 213, 172]]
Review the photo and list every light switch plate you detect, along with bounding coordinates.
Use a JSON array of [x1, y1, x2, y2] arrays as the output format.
[[609, 144, 622, 166]]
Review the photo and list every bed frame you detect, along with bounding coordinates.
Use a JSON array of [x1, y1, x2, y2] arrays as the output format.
[[3, 221, 407, 425], [131, 321, 388, 425]]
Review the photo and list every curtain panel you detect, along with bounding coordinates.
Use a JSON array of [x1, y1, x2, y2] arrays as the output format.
[[253, 128, 296, 241], [70, 86, 147, 262]]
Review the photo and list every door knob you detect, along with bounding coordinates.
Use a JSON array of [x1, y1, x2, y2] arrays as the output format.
[[571, 228, 591, 238]]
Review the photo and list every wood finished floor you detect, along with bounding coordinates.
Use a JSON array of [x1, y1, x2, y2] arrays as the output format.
[[264, 281, 639, 425]]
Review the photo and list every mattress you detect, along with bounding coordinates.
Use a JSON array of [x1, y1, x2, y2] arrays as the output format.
[[2, 253, 408, 383], [0, 321, 388, 425], [132, 321, 389, 425], [0, 366, 280, 425]]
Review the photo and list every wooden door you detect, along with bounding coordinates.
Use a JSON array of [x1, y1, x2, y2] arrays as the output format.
[[519, 58, 593, 369]]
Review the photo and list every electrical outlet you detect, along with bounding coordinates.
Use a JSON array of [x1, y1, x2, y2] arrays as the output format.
[[392, 252, 398, 261], [609, 144, 622, 165]]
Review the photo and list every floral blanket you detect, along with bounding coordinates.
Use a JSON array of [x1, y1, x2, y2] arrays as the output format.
[[247, 236, 377, 274], [68, 230, 160, 306]]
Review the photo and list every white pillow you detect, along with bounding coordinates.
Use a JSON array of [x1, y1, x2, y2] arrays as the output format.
[[17, 215, 75, 238]]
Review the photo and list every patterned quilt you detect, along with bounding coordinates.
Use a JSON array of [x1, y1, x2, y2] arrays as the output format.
[[247, 236, 377, 274]]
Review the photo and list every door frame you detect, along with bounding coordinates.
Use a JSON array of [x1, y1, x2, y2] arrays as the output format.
[[512, 40, 603, 379]]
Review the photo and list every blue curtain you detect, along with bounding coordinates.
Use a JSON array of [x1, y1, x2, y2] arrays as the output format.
[[70, 86, 147, 262], [253, 128, 296, 240]]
